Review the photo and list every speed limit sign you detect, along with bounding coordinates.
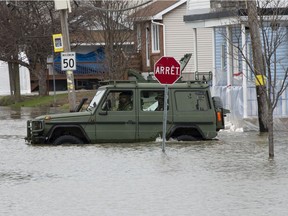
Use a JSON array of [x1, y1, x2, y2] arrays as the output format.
[[61, 52, 76, 71]]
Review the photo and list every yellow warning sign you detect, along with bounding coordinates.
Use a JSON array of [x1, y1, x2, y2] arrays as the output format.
[[255, 75, 266, 86], [52, 34, 64, 53]]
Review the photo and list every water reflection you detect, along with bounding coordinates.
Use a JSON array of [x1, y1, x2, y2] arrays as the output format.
[[0, 106, 63, 120], [1, 107, 288, 216]]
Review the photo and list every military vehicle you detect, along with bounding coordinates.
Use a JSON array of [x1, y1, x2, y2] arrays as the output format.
[[25, 54, 229, 144], [25, 79, 229, 145]]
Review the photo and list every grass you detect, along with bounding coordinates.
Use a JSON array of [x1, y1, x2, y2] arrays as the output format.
[[15, 94, 68, 108], [0, 90, 96, 109]]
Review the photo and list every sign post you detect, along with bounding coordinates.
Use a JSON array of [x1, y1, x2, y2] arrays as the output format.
[[154, 56, 181, 152], [54, 0, 76, 112]]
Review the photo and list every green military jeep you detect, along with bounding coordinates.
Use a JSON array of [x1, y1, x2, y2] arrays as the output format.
[[25, 80, 229, 145]]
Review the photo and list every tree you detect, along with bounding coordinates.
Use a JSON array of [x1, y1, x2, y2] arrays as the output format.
[[225, 0, 288, 158], [0, 1, 88, 97], [246, 0, 269, 133], [85, 0, 147, 80], [0, 4, 23, 101], [8, 61, 21, 102], [0, 2, 55, 96], [256, 0, 288, 158]]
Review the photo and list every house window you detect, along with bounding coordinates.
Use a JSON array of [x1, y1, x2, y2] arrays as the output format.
[[151, 24, 160, 53]]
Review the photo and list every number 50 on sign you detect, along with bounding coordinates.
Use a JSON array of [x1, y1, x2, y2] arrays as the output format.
[[61, 52, 76, 71]]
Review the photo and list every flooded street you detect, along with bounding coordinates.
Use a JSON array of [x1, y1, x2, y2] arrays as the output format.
[[1, 107, 288, 216]]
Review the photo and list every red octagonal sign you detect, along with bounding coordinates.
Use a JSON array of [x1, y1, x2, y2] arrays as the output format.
[[154, 56, 181, 85]]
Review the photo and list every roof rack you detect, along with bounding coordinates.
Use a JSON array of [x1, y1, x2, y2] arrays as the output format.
[[195, 71, 213, 83], [99, 80, 138, 87]]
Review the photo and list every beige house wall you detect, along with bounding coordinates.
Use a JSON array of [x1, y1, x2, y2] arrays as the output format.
[[164, 3, 194, 77], [196, 28, 213, 74], [163, 3, 213, 80]]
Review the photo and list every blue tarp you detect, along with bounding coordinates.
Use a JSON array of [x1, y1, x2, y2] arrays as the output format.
[[54, 47, 106, 74]]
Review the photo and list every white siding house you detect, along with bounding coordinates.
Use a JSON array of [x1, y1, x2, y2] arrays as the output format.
[[187, 0, 210, 14], [140, 0, 213, 80], [0, 61, 31, 95], [184, 0, 288, 130], [164, 2, 213, 77]]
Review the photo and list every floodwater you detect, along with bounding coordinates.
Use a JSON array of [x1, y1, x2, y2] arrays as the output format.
[[1, 107, 288, 216]]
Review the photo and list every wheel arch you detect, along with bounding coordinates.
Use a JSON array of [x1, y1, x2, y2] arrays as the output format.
[[47, 125, 90, 144], [168, 125, 204, 140]]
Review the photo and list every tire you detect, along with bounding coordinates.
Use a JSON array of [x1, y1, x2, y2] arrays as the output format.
[[53, 135, 84, 145], [176, 135, 197, 141]]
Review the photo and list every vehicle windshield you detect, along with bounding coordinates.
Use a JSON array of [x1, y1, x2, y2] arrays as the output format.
[[87, 89, 106, 110]]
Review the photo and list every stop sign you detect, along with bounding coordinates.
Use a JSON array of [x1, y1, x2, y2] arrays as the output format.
[[154, 56, 181, 85]]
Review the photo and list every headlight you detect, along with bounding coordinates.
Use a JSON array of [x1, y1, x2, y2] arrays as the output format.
[[31, 120, 44, 131]]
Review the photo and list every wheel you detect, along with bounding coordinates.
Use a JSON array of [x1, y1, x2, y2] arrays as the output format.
[[176, 135, 197, 141], [53, 135, 84, 145]]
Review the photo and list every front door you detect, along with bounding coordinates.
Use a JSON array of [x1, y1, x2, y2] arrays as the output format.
[[95, 90, 136, 143]]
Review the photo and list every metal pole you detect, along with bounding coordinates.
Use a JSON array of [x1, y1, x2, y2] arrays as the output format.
[[52, 52, 56, 105], [162, 84, 168, 152], [60, 9, 76, 111]]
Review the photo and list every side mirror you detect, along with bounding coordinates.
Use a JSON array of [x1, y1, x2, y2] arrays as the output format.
[[99, 99, 111, 116], [74, 97, 88, 112]]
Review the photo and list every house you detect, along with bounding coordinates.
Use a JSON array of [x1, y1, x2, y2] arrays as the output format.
[[184, 0, 288, 129], [46, 17, 140, 91], [133, 0, 213, 80], [44, 1, 215, 92], [0, 61, 31, 96]]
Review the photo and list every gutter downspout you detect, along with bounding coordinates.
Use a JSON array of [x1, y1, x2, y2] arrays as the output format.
[[193, 28, 198, 73], [226, 26, 233, 114], [151, 20, 166, 56]]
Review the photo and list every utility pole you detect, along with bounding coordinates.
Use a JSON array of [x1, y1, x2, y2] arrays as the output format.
[[54, 0, 76, 111], [246, 0, 268, 132], [60, 9, 76, 111]]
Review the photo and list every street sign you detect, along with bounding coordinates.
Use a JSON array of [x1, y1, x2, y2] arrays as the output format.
[[154, 56, 181, 85], [61, 52, 76, 71], [52, 34, 64, 53], [154, 56, 181, 152]]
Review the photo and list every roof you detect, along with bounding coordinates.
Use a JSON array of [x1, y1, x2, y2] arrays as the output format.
[[133, 0, 187, 21], [184, 8, 288, 23]]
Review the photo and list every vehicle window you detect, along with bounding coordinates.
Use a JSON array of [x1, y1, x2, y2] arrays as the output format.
[[175, 91, 209, 111], [87, 89, 106, 110], [103, 91, 133, 111], [141, 90, 167, 111]]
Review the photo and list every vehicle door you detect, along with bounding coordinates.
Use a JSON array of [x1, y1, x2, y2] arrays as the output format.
[[172, 89, 216, 135], [95, 89, 137, 142], [138, 89, 173, 141]]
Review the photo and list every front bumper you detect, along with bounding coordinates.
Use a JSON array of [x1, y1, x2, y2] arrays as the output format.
[[25, 120, 46, 144]]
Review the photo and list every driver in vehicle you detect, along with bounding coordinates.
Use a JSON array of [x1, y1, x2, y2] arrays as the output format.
[[155, 92, 164, 111], [117, 91, 133, 111]]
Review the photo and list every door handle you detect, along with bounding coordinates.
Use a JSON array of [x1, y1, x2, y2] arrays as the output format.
[[99, 111, 108, 116]]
